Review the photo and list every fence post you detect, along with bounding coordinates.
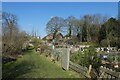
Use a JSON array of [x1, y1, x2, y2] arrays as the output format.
[[87, 64, 92, 78]]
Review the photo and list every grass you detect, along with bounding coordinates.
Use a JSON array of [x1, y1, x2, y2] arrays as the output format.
[[3, 50, 81, 79]]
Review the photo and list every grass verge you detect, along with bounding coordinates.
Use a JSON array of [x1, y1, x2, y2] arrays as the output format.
[[3, 50, 81, 79]]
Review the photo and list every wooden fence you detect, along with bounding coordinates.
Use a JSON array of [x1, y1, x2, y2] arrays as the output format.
[[98, 66, 120, 79], [69, 61, 90, 78], [51, 48, 120, 79], [69, 61, 120, 79]]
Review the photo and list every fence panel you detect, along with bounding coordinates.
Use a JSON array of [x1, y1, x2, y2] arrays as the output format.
[[99, 66, 120, 79], [69, 61, 89, 78]]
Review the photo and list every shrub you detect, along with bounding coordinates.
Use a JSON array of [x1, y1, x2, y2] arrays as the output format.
[[70, 47, 102, 75]]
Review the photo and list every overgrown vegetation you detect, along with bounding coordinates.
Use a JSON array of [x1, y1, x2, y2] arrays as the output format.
[[70, 47, 102, 75], [105, 54, 120, 71], [2, 12, 30, 57]]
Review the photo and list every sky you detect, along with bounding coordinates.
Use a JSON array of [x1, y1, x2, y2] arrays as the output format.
[[2, 0, 120, 2], [2, 2, 118, 38]]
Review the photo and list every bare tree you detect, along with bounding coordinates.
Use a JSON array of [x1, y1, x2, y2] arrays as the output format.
[[65, 16, 76, 38], [46, 16, 65, 40], [73, 19, 84, 42], [2, 12, 29, 56], [81, 15, 93, 42], [2, 12, 18, 41]]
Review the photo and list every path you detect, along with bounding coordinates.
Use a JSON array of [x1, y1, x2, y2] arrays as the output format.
[[3, 50, 81, 79]]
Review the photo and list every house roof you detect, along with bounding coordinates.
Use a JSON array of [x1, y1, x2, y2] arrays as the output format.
[[42, 33, 64, 40]]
